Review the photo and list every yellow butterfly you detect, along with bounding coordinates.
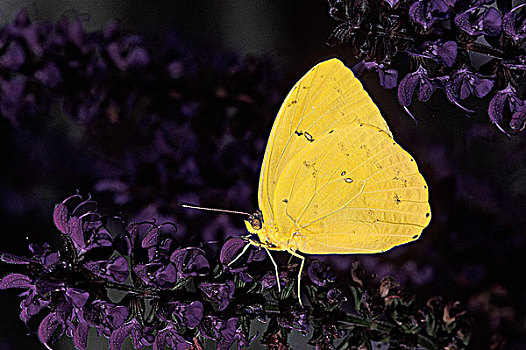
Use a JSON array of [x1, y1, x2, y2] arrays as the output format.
[[186, 58, 431, 304], [242, 58, 430, 303]]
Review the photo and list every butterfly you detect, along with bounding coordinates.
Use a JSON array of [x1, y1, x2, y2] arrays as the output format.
[[237, 58, 431, 304]]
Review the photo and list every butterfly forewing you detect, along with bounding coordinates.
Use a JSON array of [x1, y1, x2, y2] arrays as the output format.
[[258, 59, 392, 226]]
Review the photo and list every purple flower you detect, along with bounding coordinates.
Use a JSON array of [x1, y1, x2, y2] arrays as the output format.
[[397, 66, 437, 110], [422, 40, 457, 67], [78, 300, 129, 337], [167, 301, 204, 328], [277, 308, 310, 332], [307, 260, 335, 287], [261, 271, 288, 290], [488, 85, 524, 134], [28, 243, 61, 271], [64, 287, 89, 308], [199, 316, 239, 350], [445, 67, 493, 112], [107, 35, 150, 71], [455, 6, 502, 36], [85, 256, 129, 283], [220, 237, 265, 281], [35, 62, 62, 88], [0, 42, 25, 70], [199, 280, 235, 311], [133, 262, 177, 289], [327, 288, 345, 304], [409, 0, 451, 29], [38, 312, 65, 349], [110, 319, 155, 350], [52, 195, 113, 255], [352, 61, 398, 89], [153, 322, 192, 350], [170, 247, 210, 278], [19, 286, 51, 323]]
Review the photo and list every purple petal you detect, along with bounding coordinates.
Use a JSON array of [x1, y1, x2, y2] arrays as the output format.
[[185, 301, 204, 328], [0, 252, 33, 264], [199, 280, 235, 311], [510, 106, 526, 130], [68, 216, 86, 250], [398, 72, 420, 107], [171, 248, 210, 277], [107, 256, 129, 283], [73, 323, 90, 350], [482, 7, 502, 36], [351, 60, 377, 77], [109, 322, 134, 350], [376, 67, 398, 90], [141, 227, 159, 248], [155, 263, 177, 288], [0, 273, 31, 289], [53, 203, 69, 234], [488, 91, 507, 124], [38, 312, 64, 349], [107, 305, 129, 328], [436, 41, 457, 67], [473, 78, 494, 98], [417, 78, 436, 102], [220, 238, 246, 265], [65, 287, 90, 308]]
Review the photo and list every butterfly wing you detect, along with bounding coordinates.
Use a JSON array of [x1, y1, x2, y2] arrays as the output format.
[[258, 59, 392, 227], [272, 123, 430, 254]]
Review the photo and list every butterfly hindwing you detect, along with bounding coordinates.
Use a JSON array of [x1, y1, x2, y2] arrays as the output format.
[[272, 123, 431, 254]]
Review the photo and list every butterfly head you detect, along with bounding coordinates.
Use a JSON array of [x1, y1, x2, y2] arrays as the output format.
[[244, 211, 283, 250]]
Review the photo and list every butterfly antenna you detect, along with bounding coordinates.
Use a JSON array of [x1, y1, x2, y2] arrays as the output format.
[[181, 203, 251, 217]]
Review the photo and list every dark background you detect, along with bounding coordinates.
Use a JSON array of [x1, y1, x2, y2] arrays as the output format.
[[0, 1, 525, 349]]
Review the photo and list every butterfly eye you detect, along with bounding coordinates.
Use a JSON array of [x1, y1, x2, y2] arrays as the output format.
[[248, 214, 262, 230]]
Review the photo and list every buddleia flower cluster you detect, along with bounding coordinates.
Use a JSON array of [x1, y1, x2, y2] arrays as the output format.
[[327, 0, 526, 135], [0, 193, 470, 349]]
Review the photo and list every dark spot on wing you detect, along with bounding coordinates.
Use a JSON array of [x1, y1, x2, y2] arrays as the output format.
[[412, 235, 418, 239], [282, 199, 288, 203], [304, 132, 314, 142], [425, 213, 430, 217], [329, 129, 334, 134], [341, 171, 346, 176], [344, 178, 353, 183], [295, 130, 303, 136]]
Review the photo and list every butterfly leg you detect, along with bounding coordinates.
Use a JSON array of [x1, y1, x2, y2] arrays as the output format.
[[227, 241, 253, 266], [263, 246, 281, 292], [288, 250, 305, 306], [228, 239, 282, 292]]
